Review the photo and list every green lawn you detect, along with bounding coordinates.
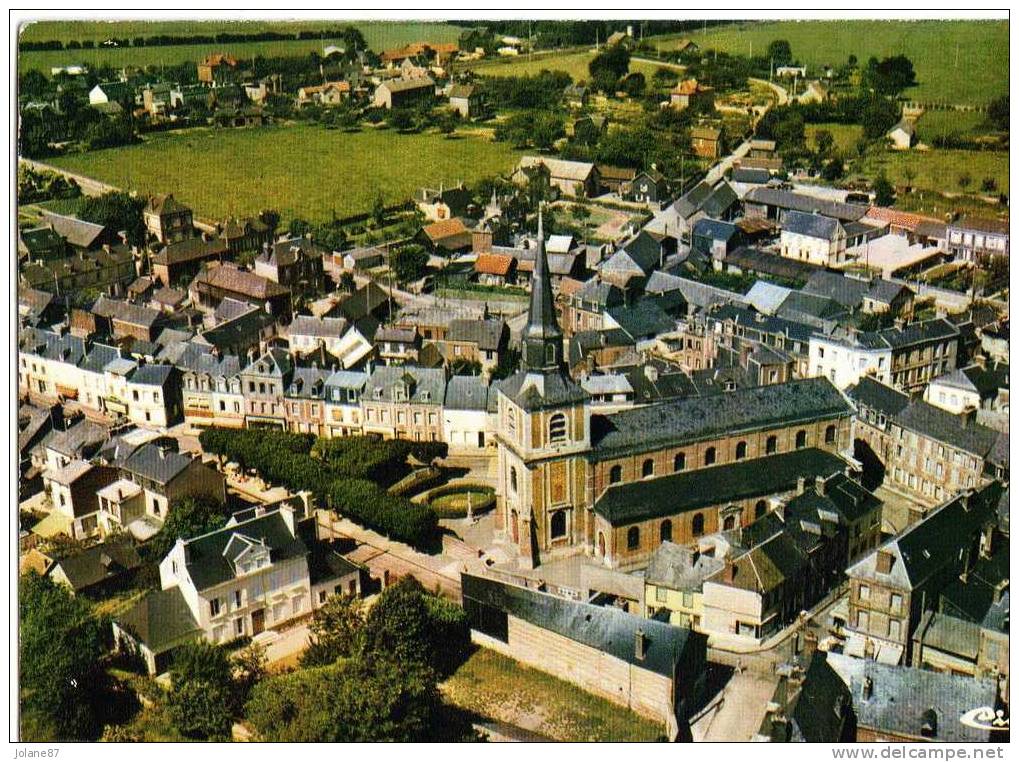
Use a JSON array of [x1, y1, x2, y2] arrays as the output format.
[[48, 124, 522, 223], [656, 20, 1008, 105], [19, 20, 462, 73], [805, 122, 863, 153], [860, 147, 1009, 195], [466, 50, 663, 83], [441, 647, 665, 742]]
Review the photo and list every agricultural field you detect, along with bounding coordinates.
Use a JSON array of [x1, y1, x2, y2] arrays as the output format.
[[19, 20, 462, 73], [805, 122, 864, 154], [465, 49, 665, 83], [47, 124, 522, 223], [860, 147, 1009, 196], [655, 20, 1008, 105]]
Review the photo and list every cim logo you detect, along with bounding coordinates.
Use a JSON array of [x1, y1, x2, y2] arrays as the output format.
[[960, 707, 1009, 731]]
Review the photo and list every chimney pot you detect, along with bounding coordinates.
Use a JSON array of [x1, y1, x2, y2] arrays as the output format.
[[862, 676, 873, 700]]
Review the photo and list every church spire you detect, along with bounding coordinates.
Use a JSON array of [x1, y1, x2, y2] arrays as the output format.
[[522, 204, 563, 371]]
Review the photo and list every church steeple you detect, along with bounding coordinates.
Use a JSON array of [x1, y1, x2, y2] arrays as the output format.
[[522, 205, 564, 371]]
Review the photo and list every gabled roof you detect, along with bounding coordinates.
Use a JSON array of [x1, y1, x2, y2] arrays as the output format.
[[802, 271, 869, 309], [474, 253, 514, 276], [152, 236, 228, 266], [145, 193, 190, 216], [181, 510, 307, 591], [516, 155, 595, 182], [115, 586, 201, 654], [194, 264, 289, 300], [746, 187, 868, 222], [51, 541, 141, 591], [121, 443, 193, 486], [93, 295, 161, 328], [364, 364, 446, 404], [444, 374, 490, 411], [447, 318, 506, 351], [378, 75, 435, 93], [782, 210, 842, 241], [39, 211, 110, 249], [592, 377, 853, 458], [596, 448, 847, 525]]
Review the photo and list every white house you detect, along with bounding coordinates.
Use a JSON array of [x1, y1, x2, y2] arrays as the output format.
[[780, 210, 848, 267], [442, 375, 491, 452], [887, 119, 916, 151], [808, 331, 892, 390]]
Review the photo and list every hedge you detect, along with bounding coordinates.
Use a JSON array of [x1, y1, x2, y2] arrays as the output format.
[[199, 428, 442, 549]]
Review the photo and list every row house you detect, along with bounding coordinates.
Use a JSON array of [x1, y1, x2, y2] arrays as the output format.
[[323, 370, 368, 438], [283, 366, 331, 436], [848, 376, 1008, 510], [239, 348, 293, 429], [178, 343, 245, 429], [437, 318, 508, 376], [844, 482, 1003, 666], [361, 365, 446, 442], [808, 318, 959, 392], [18, 328, 183, 428], [288, 314, 375, 370], [92, 295, 164, 342], [946, 216, 1009, 263], [20, 247, 137, 297]]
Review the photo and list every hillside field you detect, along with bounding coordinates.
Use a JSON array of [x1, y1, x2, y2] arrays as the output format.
[[657, 20, 1008, 105], [19, 20, 462, 73], [47, 124, 522, 223], [463, 50, 666, 83]]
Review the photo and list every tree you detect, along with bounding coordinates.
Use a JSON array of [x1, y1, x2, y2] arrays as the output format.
[[620, 71, 646, 97], [19, 573, 106, 740], [866, 55, 916, 96], [530, 111, 565, 150], [958, 172, 972, 192], [245, 657, 455, 742], [821, 157, 845, 182], [390, 244, 429, 284], [873, 172, 895, 206], [901, 165, 917, 190], [289, 217, 312, 238], [78, 191, 146, 247], [301, 594, 367, 667], [860, 96, 901, 140], [148, 496, 227, 560], [589, 44, 631, 87], [987, 95, 1009, 132], [450, 358, 482, 376], [167, 641, 234, 739], [232, 642, 268, 711], [436, 109, 458, 138], [371, 192, 387, 228], [814, 129, 834, 156], [339, 272, 356, 293], [767, 39, 793, 67], [981, 177, 998, 193], [389, 107, 415, 132]]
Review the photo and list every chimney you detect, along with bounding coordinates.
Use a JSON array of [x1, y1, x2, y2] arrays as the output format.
[[814, 474, 827, 496], [862, 676, 873, 701], [876, 549, 894, 574], [796, 476, 807, 495], [727, 560, 739, 583], [959, 407, 977, 428], [634, 628, 646, 660]]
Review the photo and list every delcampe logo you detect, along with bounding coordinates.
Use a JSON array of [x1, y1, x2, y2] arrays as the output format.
[[960, 707, 1009, 731]]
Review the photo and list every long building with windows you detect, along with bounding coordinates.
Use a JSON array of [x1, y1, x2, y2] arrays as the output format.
[[492, 209, 859, 571]]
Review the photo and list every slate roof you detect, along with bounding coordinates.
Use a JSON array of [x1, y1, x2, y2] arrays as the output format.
[[461, 573, 701, 679], [51, 541, 141, 591], [130, 363, 175, 386], [93, 295, 161, 328], [746, 187, 869, 222], [825, 653, 999, 742], [781, 652, 855, 742], [194, 264, 289, 300], [260, 237, 328, 267], [645, 540, 726, 591], [45, 419, 108, 458], [777, 291, 846, 322], [701, 181, 739, 219], [782, 472, 882, 526], [378, 75, 435, 93], [731, 167, 771, 184], [39, 211, 109, 249], [746, 281, 793, 315], [692, 217, 738, 243], [115, 586, 201, 654], [894, 399, 1002, 458], [286, 366, 330, 398], [673, 180, 714, 219], [606, 299, 676, 340], [782, 210, 842, 240], [364, 365, 446, 404], [496, 368, 588, 412], [594, 448, 847, 525], [444, 375, 490, 411], [591, 377, 852, 458], [802, 270, 869, 309], [152, 236, 228, 266], [723, 532, 807, 593], [447, 318, 506, 351], [846, 482, 1003, 591], [145, 193, 190, 216], [574, 278, 625, 309], [121, 443, 193, 486], [918, 611, 981, 661], [182, 510, 308, 591], [289, 315, 348, 340]]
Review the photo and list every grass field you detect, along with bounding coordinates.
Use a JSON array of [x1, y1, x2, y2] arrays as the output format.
[[861, 147, 1009, 196], [805, 122, 863, 153], [19, 20, 462, 73], [916, 109, 993, 141], [656, 20, 1008, 105], [47, 124, 522, 222], [441, 648, 664, 742], [466, 50, 664, 83]]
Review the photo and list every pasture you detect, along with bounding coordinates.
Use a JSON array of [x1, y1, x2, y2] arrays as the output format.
[[657, 20, 1008, 105], [47, 124, 522, 223]]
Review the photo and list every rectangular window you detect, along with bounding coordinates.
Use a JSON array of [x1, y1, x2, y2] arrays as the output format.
[[858, 584, 870, 601], [656, 587, 667, 603], [234, 590, 242, 608], [210, 598, 221, 616], [890, 593, 902, 612], [235, 618, 245, 636], [888, 619, 901, 640], [857, 611, 869, 630]]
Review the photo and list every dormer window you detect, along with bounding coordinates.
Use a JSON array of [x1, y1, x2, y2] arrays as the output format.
[[421, 390, 430, 402], [373, 387, 383, 400]]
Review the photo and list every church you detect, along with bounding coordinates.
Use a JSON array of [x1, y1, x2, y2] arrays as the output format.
[[493, 208, 857, 571]]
